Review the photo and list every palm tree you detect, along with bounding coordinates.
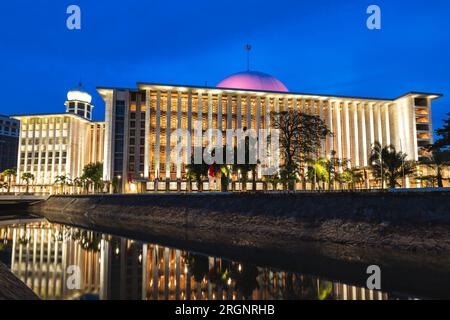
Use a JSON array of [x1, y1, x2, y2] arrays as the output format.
[[306, 157, 329, 190], [370, 142, 416, 189], [339, 168, 364, 190], [323, 151, 346, 191], [1, 169, 16, 193], [82, 162, 103, 193], [186, 162, 208, 192], [420, 149, 450, 188], [21, 172, 35, 194]]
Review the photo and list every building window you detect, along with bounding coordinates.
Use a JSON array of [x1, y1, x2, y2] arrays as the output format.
[[415, 98, 428, 107]]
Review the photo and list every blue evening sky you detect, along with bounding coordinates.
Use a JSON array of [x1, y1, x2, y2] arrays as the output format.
[[0, 0, 449, 131]]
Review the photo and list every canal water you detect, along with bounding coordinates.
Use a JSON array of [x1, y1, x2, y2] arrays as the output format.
[[0, 216, 447, 300]]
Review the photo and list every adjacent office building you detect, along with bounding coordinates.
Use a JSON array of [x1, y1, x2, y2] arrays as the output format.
[[0, 114, 20, 172], [12, 89, 105, 192]]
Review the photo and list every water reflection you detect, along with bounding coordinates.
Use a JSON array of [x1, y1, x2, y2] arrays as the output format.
[[0, 221, 389, 300]]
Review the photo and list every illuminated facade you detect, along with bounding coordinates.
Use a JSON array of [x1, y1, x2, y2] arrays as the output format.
[[12, 89, 105, 192], [98, 71, 441, 192], [8, 71, 442, 193]]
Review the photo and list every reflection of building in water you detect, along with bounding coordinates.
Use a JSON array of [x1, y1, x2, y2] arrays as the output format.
[[141, 245, 388, 300], [99, 237, 143, 300], [7, 222, 388, 300], [10, 222, 102, 299]]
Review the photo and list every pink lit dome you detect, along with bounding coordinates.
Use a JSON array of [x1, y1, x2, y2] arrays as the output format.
[[217, 71, 289, 92]]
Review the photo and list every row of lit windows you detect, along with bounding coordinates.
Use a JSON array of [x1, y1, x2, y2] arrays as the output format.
[[22, 117, 70, 125], [21, 137, 68, 145], [20, 165, 67, 173]]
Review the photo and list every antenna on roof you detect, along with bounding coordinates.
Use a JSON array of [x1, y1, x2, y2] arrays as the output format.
[[245, 44, 252, 71]]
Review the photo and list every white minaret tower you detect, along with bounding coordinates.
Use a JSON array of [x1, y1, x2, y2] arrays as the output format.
[[64, 83, 94, 120]]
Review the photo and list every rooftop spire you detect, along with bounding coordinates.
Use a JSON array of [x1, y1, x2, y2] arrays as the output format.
[[245, 44, 252, 71]]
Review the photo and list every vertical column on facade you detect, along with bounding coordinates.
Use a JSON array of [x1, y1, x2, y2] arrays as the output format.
[[358, 103, 368, 167], [375, 103, 383, 145], [275, 97, 280, 113], [237, 95, 242, 129], [217, 93, 223, 146], [187, 91, 193, 162], [246, 96, 251, 129], [36, 120, 43, 186], [92, 123, 97, 164], [265, 97, 271, 130], [301, 99, 306, 113], [165, 92, 172, 180], [144, 90, 151, 179], [368, 102, 375, 150], [227, 95, 232, 130], [310, 99, 316, 115], [59, 117, 64, 177], [51, 118, 57, 186], [256, 96, 262, 179], [327, 101, 333, 157], [154, 91, 161, 179], [197, 91, 203, 132], [318, 100, 325, 157], [343, 101, 351, 167], [45, 119, 51, 186], [176, 92, 182, 179], [383, 103, 391, 146], [207, 93, 213, 139], [351, 102, 360, 168], [334, 101, 342, 163]]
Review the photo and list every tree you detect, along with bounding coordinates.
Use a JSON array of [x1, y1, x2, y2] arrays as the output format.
[[82, 162, 103, 194], [434, 113, 450, 149], [338, 168, 364, 190], [272, 110, 331, 190], [1, 169, 16, 193], [231, 133, 257, 191], [186, 155, 209, 192], [419, 149, 450, 188], [54, 175, 67, 194], [306, 157, 329, 190], [370, 142, 416, 189], [21, 172, 35, 194]]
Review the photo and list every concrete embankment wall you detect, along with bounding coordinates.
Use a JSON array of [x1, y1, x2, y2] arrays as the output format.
[[0, 262, 39, 300], [29, 192, 450, 253]]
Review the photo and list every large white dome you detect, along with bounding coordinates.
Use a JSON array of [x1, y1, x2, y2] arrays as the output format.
[[67, 90, 92, 104]]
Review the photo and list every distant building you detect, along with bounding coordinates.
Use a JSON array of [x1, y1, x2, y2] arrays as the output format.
[[12, 88, 105, 192], [0, 114, 20, 171]]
